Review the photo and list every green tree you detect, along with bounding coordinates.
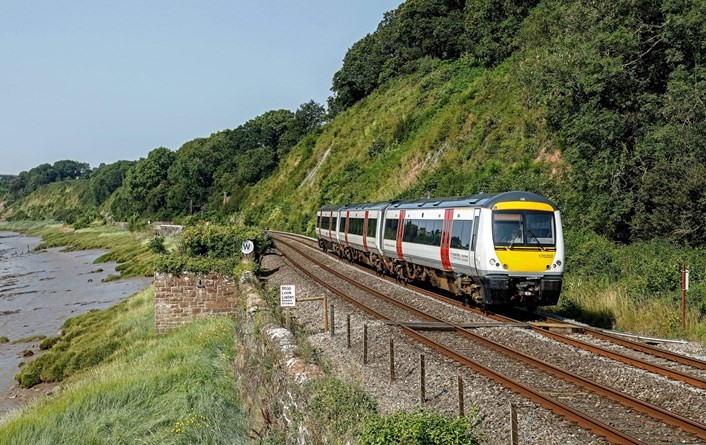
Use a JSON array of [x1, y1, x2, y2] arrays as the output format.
[[111, 147, 175, 219]]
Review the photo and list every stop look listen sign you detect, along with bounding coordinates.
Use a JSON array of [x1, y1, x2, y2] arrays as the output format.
[[280, 285, 296, 307]]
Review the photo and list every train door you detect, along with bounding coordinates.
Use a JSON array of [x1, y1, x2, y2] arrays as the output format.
[[470, 208, 481, 276]]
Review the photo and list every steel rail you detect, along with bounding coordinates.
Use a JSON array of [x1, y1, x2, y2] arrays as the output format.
[[273, 236, 646, 445], [271, 231, 706, 388]]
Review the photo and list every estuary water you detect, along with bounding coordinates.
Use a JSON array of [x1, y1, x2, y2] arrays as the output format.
[[0, 231, 152, 415]]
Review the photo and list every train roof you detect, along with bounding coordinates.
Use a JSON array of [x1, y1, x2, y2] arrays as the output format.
[[389, 191, 557, 210], [317, 201, 390, 212], [317, 192, 557, 213]]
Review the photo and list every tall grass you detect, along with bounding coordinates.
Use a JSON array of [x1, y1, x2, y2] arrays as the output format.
[[0, 288, 247, 444], [556, 278, 706, 342]]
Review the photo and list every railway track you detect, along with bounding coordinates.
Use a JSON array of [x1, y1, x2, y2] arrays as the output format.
[[270, 231, 706, 445], [271, 230, 706, 390]]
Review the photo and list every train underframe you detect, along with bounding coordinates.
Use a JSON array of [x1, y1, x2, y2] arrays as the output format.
[[319, 238, 561, 309]]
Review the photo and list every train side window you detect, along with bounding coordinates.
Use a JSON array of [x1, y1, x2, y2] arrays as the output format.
[[367, 218, 377, 237], [384, 218, 398, 240], [423, 220, 434, 245], [451, 220, 472, 249], [462, 220, 472, 249], [403, 220, 418, 243], [322, 216, 330, 230], [430, 219, 442, 246], [332, 216, 338, 232], [415, 220, 427, 245], [354, 217, 364, 235]]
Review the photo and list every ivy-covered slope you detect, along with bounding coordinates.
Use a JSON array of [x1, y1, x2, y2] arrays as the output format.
[[242, 58, 563, 234]]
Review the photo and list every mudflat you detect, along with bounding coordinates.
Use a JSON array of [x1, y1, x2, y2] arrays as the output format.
[[0, 231, 152, 415]]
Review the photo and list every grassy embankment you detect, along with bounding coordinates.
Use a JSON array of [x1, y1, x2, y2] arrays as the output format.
[[0, 288, 248, 445], [241, 58, 706, 343], [0, 221, 161, 280]]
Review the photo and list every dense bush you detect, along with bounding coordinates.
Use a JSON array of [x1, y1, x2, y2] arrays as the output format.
[[155, 224, 272, 276], [180, 224, 272, 260], [148, 235, 167, 254], [360, 408, 481, 445]]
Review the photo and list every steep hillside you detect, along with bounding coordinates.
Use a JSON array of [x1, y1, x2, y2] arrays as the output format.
[[242, 58, 562, 233], [3, 180, 92, 224]]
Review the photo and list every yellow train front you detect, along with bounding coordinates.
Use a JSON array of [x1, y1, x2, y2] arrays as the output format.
[[472, 192, 564, 309], [316, 191, 564, 309]]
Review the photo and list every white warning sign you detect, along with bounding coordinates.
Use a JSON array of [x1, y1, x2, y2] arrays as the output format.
[[280, 285, 296, 307]]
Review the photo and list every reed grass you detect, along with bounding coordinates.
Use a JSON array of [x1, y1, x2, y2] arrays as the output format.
[[0, 288, 247, 445]]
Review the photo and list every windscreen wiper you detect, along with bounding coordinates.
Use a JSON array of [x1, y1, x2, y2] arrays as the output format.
[[508, 226, 523, 250], [526, 228, 544, 251]]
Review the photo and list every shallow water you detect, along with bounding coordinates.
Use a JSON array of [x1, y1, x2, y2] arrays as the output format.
[[0, 231, 152, 415]]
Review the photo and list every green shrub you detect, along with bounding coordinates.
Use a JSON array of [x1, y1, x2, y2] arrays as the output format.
[[360, 407, 481, 445], [148, 235, 167, 254]]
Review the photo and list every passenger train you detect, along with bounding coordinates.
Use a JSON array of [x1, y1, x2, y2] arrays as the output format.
[[316, 192, 564, 309]]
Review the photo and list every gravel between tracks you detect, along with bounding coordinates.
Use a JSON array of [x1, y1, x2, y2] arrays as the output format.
[[261, 248, 607, 445]]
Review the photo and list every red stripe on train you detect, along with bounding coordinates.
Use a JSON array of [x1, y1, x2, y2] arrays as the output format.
[[344, 211, 350, 246], [440, 209, 453, 271], [396, 210, 406, 260], [362, 210, 369, 252]]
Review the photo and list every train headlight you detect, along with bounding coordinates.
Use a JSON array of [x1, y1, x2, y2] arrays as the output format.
[[489, 259, 496, 266], [502, 264, 508, 270], [556, 260, 562, 266]]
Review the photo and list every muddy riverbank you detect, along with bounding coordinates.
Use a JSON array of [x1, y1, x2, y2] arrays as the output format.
[[0, 231, 152, 415]]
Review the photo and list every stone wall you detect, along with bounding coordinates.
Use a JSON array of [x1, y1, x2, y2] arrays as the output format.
[[154, 271, 238, 334], [152, 223, 184, 237]]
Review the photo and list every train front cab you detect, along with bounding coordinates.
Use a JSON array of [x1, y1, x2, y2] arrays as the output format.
[[477, 198, 564, 308]]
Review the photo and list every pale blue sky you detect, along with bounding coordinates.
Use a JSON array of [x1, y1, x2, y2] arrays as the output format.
[[0, 1, 401, 174]]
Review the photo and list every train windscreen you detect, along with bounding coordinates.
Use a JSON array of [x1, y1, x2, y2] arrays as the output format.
[[492, 211, 555, 248]]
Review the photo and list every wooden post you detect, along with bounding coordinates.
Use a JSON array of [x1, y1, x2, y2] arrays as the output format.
[[285, 308, 291, 332], [330, 304, 335, 336], [510, 403, 519, 445], [347, 314, 351, 349], [323, 294, 329, 333], [389, 338, 395, 382], [419, 354, 426, 405], [458, 375, 464, 417], [682, 262, 686, 333], [363, 324, 368, 365]]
